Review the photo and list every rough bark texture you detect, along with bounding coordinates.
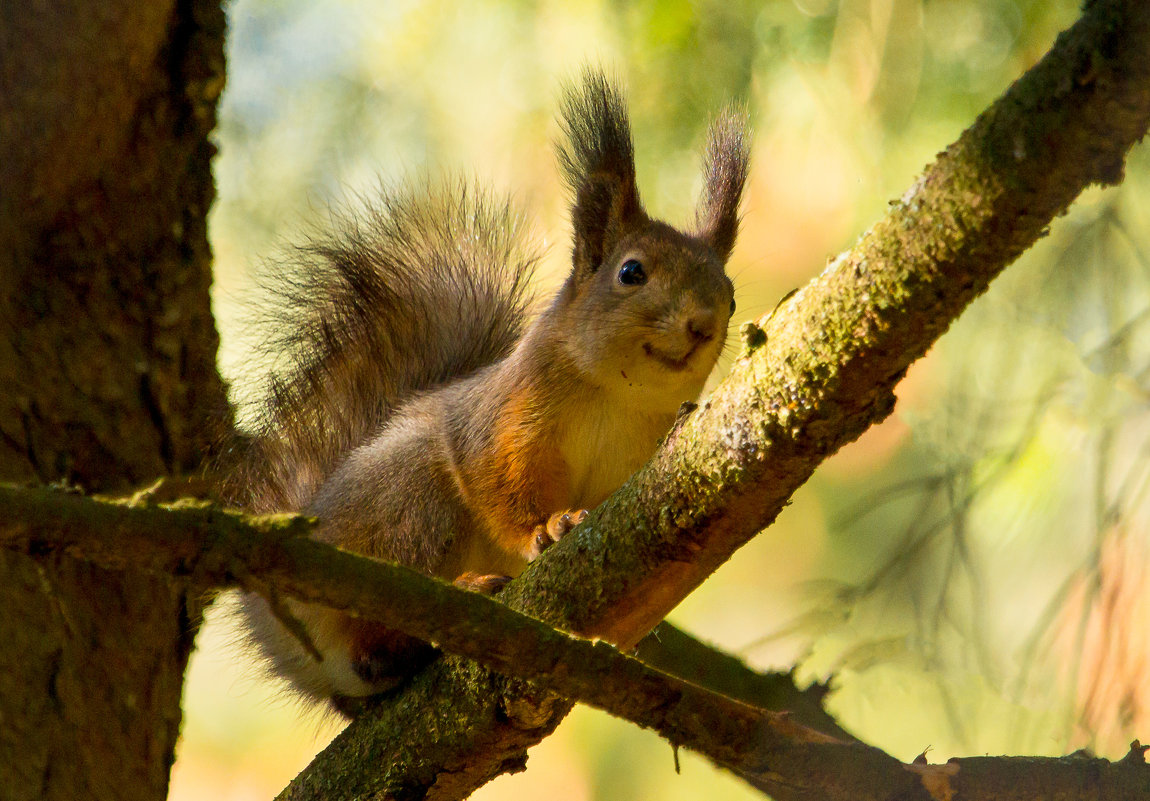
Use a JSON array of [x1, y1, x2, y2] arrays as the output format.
[[0, 2, 228, 800], [280, 0, 1150, 797]]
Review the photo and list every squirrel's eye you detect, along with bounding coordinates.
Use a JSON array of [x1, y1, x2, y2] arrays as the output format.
[[729, 298, 736, 315], [618, 259, 647, 286]]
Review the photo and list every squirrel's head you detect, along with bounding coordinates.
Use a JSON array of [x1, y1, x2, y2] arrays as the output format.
[[554, 69, 750, 410]]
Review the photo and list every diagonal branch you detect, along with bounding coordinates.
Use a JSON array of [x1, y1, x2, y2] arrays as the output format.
[[3, 485, 1149, 801], [281, 0, 1150, 797]]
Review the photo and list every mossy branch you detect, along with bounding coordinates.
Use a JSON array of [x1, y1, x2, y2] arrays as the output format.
[[4, 485, 1149, 800], [0, 485, 842, 767]]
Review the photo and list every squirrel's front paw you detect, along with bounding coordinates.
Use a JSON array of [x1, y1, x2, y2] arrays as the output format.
[[529, 509, 588, 558]]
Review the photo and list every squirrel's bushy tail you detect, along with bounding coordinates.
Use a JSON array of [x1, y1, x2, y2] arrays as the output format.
[[224, 181, 539, 512]]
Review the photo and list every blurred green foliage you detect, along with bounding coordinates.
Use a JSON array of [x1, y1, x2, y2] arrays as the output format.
[[190, 1, 1150, 799]]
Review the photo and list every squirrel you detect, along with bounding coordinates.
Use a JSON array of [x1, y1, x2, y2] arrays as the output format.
[[226, 69, 750, 715]]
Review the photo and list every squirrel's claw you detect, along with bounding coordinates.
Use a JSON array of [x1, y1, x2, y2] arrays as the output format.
[[550, 508, 588, 538], [529, 508, 588, 559]]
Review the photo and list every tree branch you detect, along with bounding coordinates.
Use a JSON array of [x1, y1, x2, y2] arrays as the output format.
[[3, 485, 1149, 801], [277, 0, 1150, 797], [0, 485, 878, 796], [632, 623, 854, 742]]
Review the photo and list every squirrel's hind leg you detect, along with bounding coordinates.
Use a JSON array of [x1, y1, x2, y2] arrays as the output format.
[[454, 572, 513, 593], [328, 619, 439, 716], [238, 592, 435, 713], [338, 613, 438, 692]]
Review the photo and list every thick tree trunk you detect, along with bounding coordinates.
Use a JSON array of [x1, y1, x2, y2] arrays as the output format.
[[0, 2, 227, 799]]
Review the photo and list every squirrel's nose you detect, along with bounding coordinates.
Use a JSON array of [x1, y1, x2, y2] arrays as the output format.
[[686, 309, 718, 344]]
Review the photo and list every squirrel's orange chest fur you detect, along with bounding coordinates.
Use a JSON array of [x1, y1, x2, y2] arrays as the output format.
[[460, 381, 676, 567], [467, 385, 570, 556]]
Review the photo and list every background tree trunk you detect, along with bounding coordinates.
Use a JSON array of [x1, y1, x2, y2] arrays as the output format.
[[0, 2, 227, 799]]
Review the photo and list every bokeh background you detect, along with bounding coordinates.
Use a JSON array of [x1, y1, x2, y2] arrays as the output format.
[[174, 0, 1150, 798]]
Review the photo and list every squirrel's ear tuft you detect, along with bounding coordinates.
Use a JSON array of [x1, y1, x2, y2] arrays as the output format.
[[557, 68, 643, 276], [695, 108, 750, 263]]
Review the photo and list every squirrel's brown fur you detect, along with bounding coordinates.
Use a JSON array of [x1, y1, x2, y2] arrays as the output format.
[[227, 69, 750, 714], [225, 183, 538, 516]]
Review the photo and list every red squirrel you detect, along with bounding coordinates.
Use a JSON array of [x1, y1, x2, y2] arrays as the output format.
[[226, 69, 749, 715]]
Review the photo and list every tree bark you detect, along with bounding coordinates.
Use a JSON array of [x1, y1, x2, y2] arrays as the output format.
[[279, 0, 1150, 797], [0, 2, 227, 800]]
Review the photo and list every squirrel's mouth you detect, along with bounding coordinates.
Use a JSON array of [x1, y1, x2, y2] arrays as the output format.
[[643, 341, 699, 372]]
